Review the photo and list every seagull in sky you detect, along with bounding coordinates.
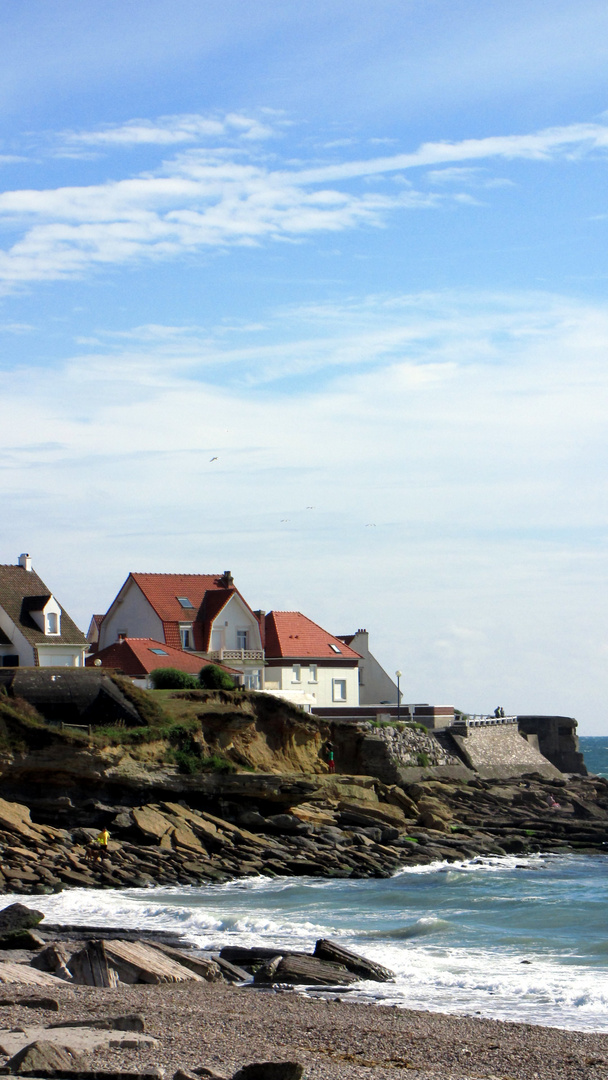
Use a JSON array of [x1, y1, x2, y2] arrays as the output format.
[[210, 456, 218, 462], [365, 523, 376, 527]]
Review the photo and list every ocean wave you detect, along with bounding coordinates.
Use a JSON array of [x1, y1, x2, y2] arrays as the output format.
[[362, 916, 452, 940]]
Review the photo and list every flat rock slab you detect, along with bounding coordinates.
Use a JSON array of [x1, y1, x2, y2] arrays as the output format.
[[0, 965, 62, 987], [0, 1025, 158, 1057], [103, 941, 204, 985]]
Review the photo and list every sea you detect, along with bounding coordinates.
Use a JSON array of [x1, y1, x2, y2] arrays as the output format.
[[4, 737, 608, 1033]]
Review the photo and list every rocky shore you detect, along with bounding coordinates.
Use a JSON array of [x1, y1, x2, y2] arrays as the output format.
[[1, 769, 607, 895], [0, 903, 607, 1080]]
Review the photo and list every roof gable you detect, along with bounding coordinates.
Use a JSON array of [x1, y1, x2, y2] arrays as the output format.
[[264, 611, 361, 660], [0, 564, 87, 648]]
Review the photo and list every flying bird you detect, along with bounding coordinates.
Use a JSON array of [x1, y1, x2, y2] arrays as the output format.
[[210, 456, 218, 462], [365, 523, 376, 527], [280, 518, 290, 522], [306, 506, 315, 510]]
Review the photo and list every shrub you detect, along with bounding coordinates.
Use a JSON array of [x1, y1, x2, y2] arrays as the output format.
[[149, 667, 198, 690], [417, 751, 430, 767], [198, 664, 236, 690]]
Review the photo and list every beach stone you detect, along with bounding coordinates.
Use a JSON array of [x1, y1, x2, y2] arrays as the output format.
[[132, 806, 173, 841], [68, 940, 120, 988], [103, 940, 204, 984], [4, 1037, 83, 1074], [232, 1063, 304, 1080], [0, 929, 45, 950], [0, 903, 44, 932], [254, 954, 359, 986], [313, 939, 395, 982]]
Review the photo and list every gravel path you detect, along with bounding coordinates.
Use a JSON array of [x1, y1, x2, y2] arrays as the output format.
[[2, 982, 607, 1080]]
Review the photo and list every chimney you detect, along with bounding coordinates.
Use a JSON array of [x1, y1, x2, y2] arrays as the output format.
[[18, 553, 32, 572], [219, 570, 234, 589], [253, 610, 266, 648]]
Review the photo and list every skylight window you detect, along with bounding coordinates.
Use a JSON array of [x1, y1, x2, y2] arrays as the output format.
[[149, 648, 168, 655], [329, 643, 342, 654], [177, 597, 194, 608]]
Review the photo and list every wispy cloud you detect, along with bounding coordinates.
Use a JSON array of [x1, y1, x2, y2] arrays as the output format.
[[62, 112, 276, 147], [1, 115, 608, 287]]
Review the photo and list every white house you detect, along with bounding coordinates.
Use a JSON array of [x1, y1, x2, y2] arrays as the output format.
[[262, 611, 361, 708], [97, 570, 265, 688], [336, 629, 400, 705], [0, 554, 88, 668]]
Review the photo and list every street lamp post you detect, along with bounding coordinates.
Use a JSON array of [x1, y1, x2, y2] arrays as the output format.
[[395, 670, 402, 723]]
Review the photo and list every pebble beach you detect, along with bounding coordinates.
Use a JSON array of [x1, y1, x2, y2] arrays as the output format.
[[3, 981, 608, 1080]]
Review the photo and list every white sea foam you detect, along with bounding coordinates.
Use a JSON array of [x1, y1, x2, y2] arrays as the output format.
[[3, 851, 607, 1032]]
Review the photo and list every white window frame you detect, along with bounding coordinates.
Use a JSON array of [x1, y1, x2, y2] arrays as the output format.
[[180, 624, 193, 650], [332, 678, 347, 702], [46, 612, 59, 635], [236, 628, 249, 650], [308, 664, 318, 683], [292, 664, 301, 683]]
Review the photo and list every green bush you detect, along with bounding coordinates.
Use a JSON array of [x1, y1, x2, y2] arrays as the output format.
[[417, 751, 430, 767], [198, 664, 236, 690], [149, 667, 198, 690]]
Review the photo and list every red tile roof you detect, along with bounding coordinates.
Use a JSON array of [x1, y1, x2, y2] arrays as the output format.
[[130, 573, 232, 623], [86, 638, 240, 678], [264, 612, 361, 660]]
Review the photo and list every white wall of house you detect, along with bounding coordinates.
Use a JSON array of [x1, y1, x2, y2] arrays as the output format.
[[99, 579, 164, 649], [345, 631, 400, 705], [208, 593, 263, 652], [0, 611, 35, 666], [29, 596, 62, 637], [37, 646, 86, 667], [264, 662, 359, 707]]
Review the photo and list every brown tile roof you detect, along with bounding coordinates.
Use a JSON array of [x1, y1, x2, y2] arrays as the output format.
[[0, 564, 87, 648], [86, 638, 240, 678], [264, 612, 361, 660]]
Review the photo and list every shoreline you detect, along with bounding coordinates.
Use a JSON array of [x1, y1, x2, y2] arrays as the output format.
[[1, 979, 607, 1080]]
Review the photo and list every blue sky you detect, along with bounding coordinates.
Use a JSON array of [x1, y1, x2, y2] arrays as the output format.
[[1, 1, 608, 732]]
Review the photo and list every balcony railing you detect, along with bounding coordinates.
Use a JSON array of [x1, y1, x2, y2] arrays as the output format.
[[207, 649, 264, 663]]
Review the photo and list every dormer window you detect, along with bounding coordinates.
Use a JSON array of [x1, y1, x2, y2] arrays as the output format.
[[180, 624, 193, 649], [47, 612, 58, 635]]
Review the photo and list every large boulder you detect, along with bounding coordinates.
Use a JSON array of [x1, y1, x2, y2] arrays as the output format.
[[0, 902, 44, 932], [4, 1039, 84, 1075]]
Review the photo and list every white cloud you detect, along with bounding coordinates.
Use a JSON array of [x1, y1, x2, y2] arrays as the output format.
[[62, 112, 275, 147], [1, 115, 608, 287]]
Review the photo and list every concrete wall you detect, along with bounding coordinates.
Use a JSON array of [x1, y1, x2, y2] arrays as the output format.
[[448, 724, 561, 779], [517, 715, 587, 775]]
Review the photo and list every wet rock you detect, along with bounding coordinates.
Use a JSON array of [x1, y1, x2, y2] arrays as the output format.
[[313, 938, 395, 982], [253, 953, 359, 986], [0, 903, 44, 932], [0, 929, 45, 950]]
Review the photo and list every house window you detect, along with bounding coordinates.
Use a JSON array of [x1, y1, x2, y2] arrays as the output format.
[[46, 612, 58, 635], [177, 597, 194, 609], [236, 629, 249, 650], [308, 665, 318, 683], [180, 625, 193, 649], [244, 670, 261, 690], [292, 664, 301, 683], [149, 648, 168, 655], [332, 679, 347, 702]]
